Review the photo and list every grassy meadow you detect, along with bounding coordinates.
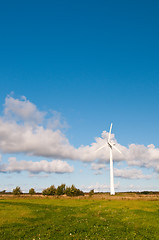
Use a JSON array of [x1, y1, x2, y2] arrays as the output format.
[[0, 194, 159, 240]]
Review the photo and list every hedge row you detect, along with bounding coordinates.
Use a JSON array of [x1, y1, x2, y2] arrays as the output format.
[[10, 184, 85, 196], [42, 184, 84, 196]]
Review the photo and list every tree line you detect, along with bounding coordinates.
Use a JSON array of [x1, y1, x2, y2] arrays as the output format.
[[4, 184, 89, 196]]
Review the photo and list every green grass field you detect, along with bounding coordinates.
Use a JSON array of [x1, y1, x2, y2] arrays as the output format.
[[0, 195, 159, 240]]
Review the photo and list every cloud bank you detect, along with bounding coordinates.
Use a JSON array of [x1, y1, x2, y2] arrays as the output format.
[[113, 168, 151, 179], [4, 95, 45, 124], [81, 182, 120, 192], [0, 157, 74, 174], [0, 95, 159, 176]]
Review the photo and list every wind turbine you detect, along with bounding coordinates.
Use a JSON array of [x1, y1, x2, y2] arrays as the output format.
[[96, 123, 121, 195]]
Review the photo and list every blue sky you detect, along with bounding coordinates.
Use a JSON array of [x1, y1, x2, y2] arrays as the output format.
[[0, 1, 159, 192]]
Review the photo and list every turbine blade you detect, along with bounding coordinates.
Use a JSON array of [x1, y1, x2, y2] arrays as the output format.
[[112, 145, 121, 154], [95, 144, 107, 152], [108, 123, 113, 141]]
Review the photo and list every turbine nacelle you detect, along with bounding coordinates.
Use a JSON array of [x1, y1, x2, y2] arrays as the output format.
[[108, 141, 121, 154], [107, 141, 113, 148], [107, 124, 121, 154], [95, 124, 121, 154]]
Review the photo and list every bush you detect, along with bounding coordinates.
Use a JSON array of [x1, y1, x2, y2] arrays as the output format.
[[29, 188, 36, 195], [65, 185, 84, 197], [0, 190, 6, 194], [42, 185, 56, 195], [56, 184, 66, 195], [42, 184, 84, 197], [89, 189, 94, 196], [12, 186, 22, 195]]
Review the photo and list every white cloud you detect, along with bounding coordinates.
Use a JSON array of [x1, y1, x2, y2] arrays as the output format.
[[90, 162, 152, 179], [4, 95, 45, 124], [29, 173, 49, 178], [0, 115, 124, 163], [114, 168, 151, 179], [0, 95, 159, 175], [47, 110, 69, 130], [91, 162, 106, 175], [128, 184, 159, 192], [81, 182, 120, 192], [0, 118, 75, 158], [123, 144, 159, 173], [91, 162, 106, 171], [0, 157, 74, 174]]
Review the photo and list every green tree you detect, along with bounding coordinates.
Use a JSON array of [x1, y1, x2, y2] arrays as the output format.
[[56, 184, 66, 195], [42, 185, 56, 195], [29, 188, 36, 195], [0, 190, 6, 194], [12, 186, 22, 195], [65, 186, 71, 196], [89, 189, 94, 197], [42, 188, 48, 195], [65, 185, 84, 197]]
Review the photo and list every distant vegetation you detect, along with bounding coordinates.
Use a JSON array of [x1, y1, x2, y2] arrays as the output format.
[[42, 184, 84, 196], [0, 190, 6, 194], [29, 188, 36, 195], [0, 187, 159, 196], [12, 186, 23, 195], [136, 191, 159, 195], [42, 185, 57, 196], [65, 185, 84, 196], [89, 189, 94, 196], [0, 184, 85, 197]]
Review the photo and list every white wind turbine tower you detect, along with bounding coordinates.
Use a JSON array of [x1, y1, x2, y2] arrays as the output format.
[[96, 123, 121, 195]]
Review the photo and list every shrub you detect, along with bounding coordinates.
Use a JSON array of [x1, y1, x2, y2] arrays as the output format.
[[65, 185, 84, 197], [42, 185, 56, 195], [56, 184, 66, 195], [29, 188, 36, 195], [0, 190, 6, 194], [89, 189, 94, 196], [12, 186, 22, 195]]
